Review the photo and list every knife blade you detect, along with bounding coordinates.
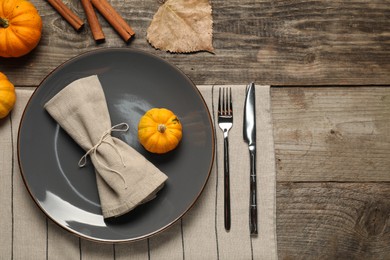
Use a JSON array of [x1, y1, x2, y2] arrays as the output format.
[[243, 82, 258, 235]]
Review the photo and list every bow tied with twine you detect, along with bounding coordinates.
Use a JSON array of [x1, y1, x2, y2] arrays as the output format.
[[78, 122, 129, 189]]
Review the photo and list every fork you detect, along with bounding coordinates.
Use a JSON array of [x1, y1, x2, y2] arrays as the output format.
[[218, 87, 233, 231]]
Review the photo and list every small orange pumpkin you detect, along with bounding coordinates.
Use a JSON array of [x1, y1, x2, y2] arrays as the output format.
[[0, 0, 42, 58], [0, 72, 16, 119], [138, 108, 182, 154]]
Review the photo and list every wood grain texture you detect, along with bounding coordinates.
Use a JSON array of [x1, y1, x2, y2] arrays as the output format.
[[277, 182, 390, 260], [272, 86, 390, 182], [0, 0, 389, 86], [273, 86, 390, 258]]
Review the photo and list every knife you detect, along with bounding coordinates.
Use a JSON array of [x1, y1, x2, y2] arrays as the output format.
[[243, 82, 258, 235]]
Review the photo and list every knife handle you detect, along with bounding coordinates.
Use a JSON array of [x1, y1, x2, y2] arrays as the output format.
[[223, 135, 231, 231], [249, 148, 258, 235]]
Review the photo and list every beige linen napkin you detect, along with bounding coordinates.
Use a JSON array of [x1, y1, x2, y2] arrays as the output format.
[[44, 75, 167, 218]]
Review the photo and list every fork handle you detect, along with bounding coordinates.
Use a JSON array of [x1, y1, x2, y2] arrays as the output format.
[[223, 134, 231, 231]]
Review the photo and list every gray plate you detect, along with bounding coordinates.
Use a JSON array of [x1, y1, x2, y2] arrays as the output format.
[[18, 48, 215, 242]]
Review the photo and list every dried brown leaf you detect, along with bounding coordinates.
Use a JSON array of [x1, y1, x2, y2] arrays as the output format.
[[147, 0, 213, 53]]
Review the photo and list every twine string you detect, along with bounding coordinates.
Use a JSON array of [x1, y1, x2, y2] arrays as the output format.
[[78, 123, 129, 189]]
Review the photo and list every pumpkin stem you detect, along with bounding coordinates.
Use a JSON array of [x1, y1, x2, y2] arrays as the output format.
[[157, 124, 166, 133], [0, 17, 9, 28]]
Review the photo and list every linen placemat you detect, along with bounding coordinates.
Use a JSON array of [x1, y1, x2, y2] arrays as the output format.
[[0, 85, 277, 259]]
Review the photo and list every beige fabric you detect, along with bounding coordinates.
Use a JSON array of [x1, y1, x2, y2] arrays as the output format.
[[1, 89, 47, 259], [44, 75, 168, 218], [1, 85, 277, 259]]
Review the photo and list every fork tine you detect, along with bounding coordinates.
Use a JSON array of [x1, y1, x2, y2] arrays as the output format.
[[229, 88, 233, 115], [218, 87, 234, 117], [218, 87, 222, 115], [223, 87, 226, 115], [224, 87, 227, 115]]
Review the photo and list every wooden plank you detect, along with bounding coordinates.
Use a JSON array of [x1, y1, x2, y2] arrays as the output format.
[[272, 86, 390, 182], [0, 0, 389, 86], [277, 182, 390, 259]]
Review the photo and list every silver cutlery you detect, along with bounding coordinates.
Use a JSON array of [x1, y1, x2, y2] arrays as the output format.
[[218, 87, 233, 231], [243, 82, 258, 235]]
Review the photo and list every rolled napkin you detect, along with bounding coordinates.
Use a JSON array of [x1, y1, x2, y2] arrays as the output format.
[[44, 75, 168, 218]]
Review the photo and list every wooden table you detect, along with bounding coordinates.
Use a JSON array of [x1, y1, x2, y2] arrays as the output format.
[[1, 0, 389, 258]]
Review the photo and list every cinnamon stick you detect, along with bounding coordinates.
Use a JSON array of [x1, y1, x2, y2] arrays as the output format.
[[81, 0, 105, 41], [47, 0, 84, 31], [90, 0, 135, 42]]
